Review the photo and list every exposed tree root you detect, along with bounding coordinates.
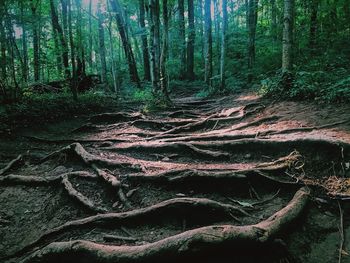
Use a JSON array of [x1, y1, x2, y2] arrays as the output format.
[[6, 197, 253, 261], [19, 187, 310, 263], [123, 152, 303, 184], [0, 171, 95, 186], [0, 154, 23, 175], [61, 175, 107, 213], [39, 143, 142, 172], [105, 141, 231, 160]]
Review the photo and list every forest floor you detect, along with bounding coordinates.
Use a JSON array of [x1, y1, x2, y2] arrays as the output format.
[[1, 85, 350, 263]]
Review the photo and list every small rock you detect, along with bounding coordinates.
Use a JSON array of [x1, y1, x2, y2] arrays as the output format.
[[176, 193, 186, 197], [112, 201, 119, 208], [162, 157, 170, 161]]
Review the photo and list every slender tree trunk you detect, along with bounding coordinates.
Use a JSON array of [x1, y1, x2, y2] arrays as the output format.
[[186, 0, 195, 80], [110, 0, 141, 88], [0, 19, 6, 81], [50, 0, 71, 79], [97, 1, 107, 83], [88, 0, 93, 71], [178, 0, 186, 79], [282, 0, 294, 71], [150, 0, 161, 92], [139, 0, 151, 81], [220, 0, 228, 91], [271, 0, 277, 43], [247, 0, 258, 69], [75, 0, 86, 77], [31, 0, 40, 82], [68, 0, 78, 100], [309, 0, 318, 51], [20, 1, 29, 82], [213, 0, 220, 74], [198, 0, 205, 65], [204, 0, 212, 85], [160, 0, 170, 100]]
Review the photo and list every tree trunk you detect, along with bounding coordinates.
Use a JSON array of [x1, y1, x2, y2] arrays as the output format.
[[160, 0, 170, 100], [139, 0, 151, 81], [150, 0, 161, 92], [31, 0, 40, 82], [220, 0, 228, 91], [109, 0, 141, 88], [198, 0, 205, 65], [186, 0, 195, 80], [68, 0, 78, 101], [213, 0, 220, 74], [178, 0, 186, 79], [271, 0, 277, 43], [204, 0, 213, 85], [309, 0, 318, 51], [97, 1, 107, 83], [282, 0, 294, 71], [74, 0, 86, 78], [20, 1, 29, 82], [0, 2, 7, 82], [88, 0, 93, 71], [247, 0, 258, 69], [49, 0, 70, 79]]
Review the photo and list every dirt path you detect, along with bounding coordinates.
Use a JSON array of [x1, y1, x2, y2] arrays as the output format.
[[1, 90, 350, 263]]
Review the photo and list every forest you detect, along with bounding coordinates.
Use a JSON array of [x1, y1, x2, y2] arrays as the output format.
[[0, 0, 350, 263]]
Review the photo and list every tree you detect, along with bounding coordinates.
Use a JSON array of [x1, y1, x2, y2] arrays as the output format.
[[247, 0, 258, 69], [160, 0, 170, 100], [178, 0, 186, 79], [149, 0, 161, 91], [30, 0, 40, 82], [220, 0, 228, 90], [204, 0, 212, 85], [139, 0, 151, 81], [282, 0, 294, 72], [97, 0, 107, 83], [110, 0, 141, 88], [187, 0, 195, 80], [49, 0, 70, 79]]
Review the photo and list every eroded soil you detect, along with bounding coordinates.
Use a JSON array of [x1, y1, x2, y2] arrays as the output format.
[[1, 88, 350, 263]]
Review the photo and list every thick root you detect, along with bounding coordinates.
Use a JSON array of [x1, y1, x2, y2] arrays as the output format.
[[20, 187, 310, 263], [6, 197, 252, 261]]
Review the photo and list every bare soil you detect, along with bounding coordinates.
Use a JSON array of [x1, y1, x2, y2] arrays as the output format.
[[1, 87, 350, 263]]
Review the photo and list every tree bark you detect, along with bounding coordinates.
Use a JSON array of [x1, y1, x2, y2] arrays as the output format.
[[31, 0, 40, 82], [271, 0, 277, 43], [20, 1, 29, 82], [186, 0, 195, 80], [178, 0, 186, 79], [49, 0, 71, 79], [150, 0, 161, 92], [282, 0, 294, 71], [0, 2, 7, 81], [74, 0, 86, 78], [247, 0, 258, 69], [160, 0, 170, 100], [204, 0, 213, 85], [97, 1, 107, 83], [110, 0, 141, 88], [68, 0, 78, 101], [139, 0, 151, 81], [220, 0, 228, 91]]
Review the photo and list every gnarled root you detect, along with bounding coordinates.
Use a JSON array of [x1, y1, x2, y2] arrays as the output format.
[[6, 197, 253, 261], [20, 187, 310, 263]]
